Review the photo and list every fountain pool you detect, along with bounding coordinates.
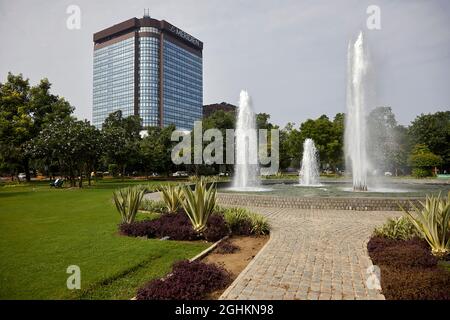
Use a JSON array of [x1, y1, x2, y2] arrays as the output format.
[[220, 179, 449, 198]]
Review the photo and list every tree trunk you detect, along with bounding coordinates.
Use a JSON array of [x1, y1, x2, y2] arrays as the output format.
[[24, 158, 31, 182], [69, 167, 75, 187]]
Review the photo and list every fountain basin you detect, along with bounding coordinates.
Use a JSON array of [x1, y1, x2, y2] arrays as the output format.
[[219, 179, 449, 198], [216, 179, 449, 211]]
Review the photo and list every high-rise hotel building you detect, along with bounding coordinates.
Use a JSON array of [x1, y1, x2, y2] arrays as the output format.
[[92, 15, 203, 130]]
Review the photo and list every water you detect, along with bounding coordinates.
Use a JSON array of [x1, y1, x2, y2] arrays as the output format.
[[221, 179, 450, 198], [345, 31, 370, 191], [231, 90, 267, 191], [299, 139, 321, 186]]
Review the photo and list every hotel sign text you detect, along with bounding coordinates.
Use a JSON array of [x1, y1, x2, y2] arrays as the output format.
[[168, 25, 201, 48]]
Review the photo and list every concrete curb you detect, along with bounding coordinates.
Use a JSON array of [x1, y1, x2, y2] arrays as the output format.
[[219, 233, 273, 300]]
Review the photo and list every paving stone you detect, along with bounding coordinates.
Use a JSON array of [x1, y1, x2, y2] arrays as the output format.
[[176, 204, 399, 301]]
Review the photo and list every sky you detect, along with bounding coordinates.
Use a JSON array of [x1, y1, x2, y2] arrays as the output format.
[[0, 0, 449, 127]]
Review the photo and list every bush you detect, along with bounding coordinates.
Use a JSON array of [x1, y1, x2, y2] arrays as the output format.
[[108, 164, 119, 177], [408, 144, 443, 178], [412, 168, 432, 178], [223, 208, 253, 235], [119, 220, 157, 238], [136, 260, 231, 300], [367, 236, 450, 300], [379, 266, 450, 300], [368, 237, 437, 269], [216, 240, 239, 254], [223, 207, 270, 236], [119, 211, 198, 241], [113, 186, 145, 224], [141, 184, 160, 194], [401, 192, 450, 258], [155, 212, 198, 241], [248, 212, 270, 235], [203, 214, 229, 242], [373, 216, 420, 240], [140, 199, 167, 213]]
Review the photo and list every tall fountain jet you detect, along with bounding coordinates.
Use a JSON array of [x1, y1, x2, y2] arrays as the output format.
[[299, 138, 321, 186], [345, 31, 370, 191], [233, 90, 261, 190]]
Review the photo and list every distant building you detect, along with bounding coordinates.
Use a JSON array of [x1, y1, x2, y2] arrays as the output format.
[[203, 102, 237, 118], [92, 14, 203, 130]]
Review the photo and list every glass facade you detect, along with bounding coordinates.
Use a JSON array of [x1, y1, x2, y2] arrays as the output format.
[[93, 21, 203, 131], [163, 40, 203, 130], [93, 37, 135, 128], [139, 36, 160, 127]]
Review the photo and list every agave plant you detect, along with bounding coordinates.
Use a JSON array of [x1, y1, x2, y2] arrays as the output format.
[[113, 186, 146, 224], [159, 184, 184, 213], [401, 192, 450, 258], [181, 178, 217, 233], [373, 216, 420, 240]]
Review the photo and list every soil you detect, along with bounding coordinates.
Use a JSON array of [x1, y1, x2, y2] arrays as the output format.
[[202, 235, 269, 299]]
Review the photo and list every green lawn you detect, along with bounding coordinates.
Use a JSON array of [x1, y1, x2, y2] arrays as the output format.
[[0, 180, 209, 299]]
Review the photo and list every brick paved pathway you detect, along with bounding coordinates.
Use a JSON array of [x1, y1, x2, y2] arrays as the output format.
[[219, 207, 400, 300], [144, 192, 399, 300]]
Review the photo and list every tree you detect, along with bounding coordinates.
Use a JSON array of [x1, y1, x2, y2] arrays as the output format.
[[279, 122, 302, 170], [201, 110, 236, 175], [278, 114, 344, 172], [408, 111, 450, 166], [367, 107, 410, 175], [389, 125, 410, 175], [139, 125, 176, 176], [0, 73, 73, 181], [408, 144, 443, 178], [26, 118, 102, 187], [102, 110, 141, 178], [298, 114, 344, 170], [256, 113, 275, 130], [328, 113, 345, 171]]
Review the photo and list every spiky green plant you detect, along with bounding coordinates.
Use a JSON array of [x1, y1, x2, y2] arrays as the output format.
[[373, 216, 420, 240], [248, 212, 270, 235], [160, 185, 184, 213], [401, 192, 450, 258], [223, 207, 270, 235], [188, 175, 219, 184], [113, 186, 146, 224], [223, 207, 251, 230], [181, 178, 217, 233], [140, 199, 167, 213]]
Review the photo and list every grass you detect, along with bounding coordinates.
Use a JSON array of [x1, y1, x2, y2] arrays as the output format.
[[0, 179, 209, 299]]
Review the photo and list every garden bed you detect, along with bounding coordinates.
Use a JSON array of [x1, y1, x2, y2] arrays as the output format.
[[134, 235, 268, 300], [202, 235, 269, 299], [367, 236, 450, 300]]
